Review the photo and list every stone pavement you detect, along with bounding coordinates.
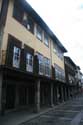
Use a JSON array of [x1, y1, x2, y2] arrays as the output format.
[[20, 96, 83, 125], [0, 95, 83, 125]]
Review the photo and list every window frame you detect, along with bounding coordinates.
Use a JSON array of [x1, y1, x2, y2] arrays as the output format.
[[22, 14, 34, 34], [13, 1, 24, 23], [36, 25, 43, 41], [26, 53, 33, 72], [13, 46, 21, 68], [44, 57, 50, 77], [44, 33, 49, 47], [37, 53, 44, 75]]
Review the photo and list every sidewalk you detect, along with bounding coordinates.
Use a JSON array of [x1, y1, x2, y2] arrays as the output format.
[[0, 102, 67, 125]]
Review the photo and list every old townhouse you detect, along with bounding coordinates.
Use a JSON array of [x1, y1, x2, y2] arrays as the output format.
[[0, 0, 68, 114], [75, 66, 83, 93], [64, 56, 78, 99]]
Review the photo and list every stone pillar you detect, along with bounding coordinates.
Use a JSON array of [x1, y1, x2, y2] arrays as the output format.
[[67, 87, 70, 99], [26, 88, 28, 105], [64, 87, 67, 101], [61, 86, 64, 102], [34, 79, 40, 113], [50, 83, 54, 107], [0, 73, 3, 112], [56, 86, 59, 103], [15, 86, 19, 109], [53, 86, 56, 105]]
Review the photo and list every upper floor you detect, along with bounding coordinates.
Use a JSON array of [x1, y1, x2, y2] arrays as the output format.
[[0, 0, 67, 82]]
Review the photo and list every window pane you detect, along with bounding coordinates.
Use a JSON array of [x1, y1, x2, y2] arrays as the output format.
[[13, 46, 20, 68], [44, 33, 49, 47], [27, 16, 34, 33], [13, 1, 24, 23], [36, 26, 42, 41], [44, 57, 50, 76], [26, 53, 33, 72], [37, 53, 44, 74]]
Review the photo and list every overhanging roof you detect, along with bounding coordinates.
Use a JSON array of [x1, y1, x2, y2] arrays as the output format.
[[18, 0, 67, 52], [64, 56, 76, 68]]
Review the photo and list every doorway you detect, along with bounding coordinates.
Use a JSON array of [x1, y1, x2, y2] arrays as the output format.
[[6, 84, 15, 109]]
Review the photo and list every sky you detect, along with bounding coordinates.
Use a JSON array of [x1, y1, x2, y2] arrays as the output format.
[[26, 0, 83, 73]]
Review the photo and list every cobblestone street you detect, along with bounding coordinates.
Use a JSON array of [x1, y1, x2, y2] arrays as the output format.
[[20, 95, 83, 125]]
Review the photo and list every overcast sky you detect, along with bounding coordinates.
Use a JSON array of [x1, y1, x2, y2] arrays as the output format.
[[26, 0, 83, 72]]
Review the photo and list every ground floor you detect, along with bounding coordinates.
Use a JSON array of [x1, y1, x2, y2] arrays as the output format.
[[0, 68, 79, 115], [0, 91, 82, 125]]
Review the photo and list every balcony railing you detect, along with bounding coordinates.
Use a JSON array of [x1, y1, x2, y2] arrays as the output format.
[[55, 73, 65, 82], [0, 50, 6, 65], [39, 64, 51, 77], [0, 50, 66, 82]]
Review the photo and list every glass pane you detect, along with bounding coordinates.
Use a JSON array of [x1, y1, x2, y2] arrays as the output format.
[[44, 33, 49, 46], [26, 53, 33, 72], [36, 26, 42, 40], [13, 46, 20, 68]]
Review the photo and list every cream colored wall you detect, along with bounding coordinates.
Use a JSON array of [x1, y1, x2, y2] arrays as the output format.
[[2, 0, 51, 59], [51, 40, 65, 70], [2, 0, 65, 70]]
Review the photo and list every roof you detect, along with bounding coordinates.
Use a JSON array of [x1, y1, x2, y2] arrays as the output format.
[[64, 56, 76, 68], [18, 0, 67, 52]]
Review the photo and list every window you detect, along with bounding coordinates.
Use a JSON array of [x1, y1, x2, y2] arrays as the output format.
[[26, 53, 33, 72], [44, 57, 50, 77], [36, 26, 42, 41], [60, 53, 64, 60], [55, 68, 59, 80], [13, 1, 24, 23], [53, 43, 57, 54], [37, 53, 44, 75], [44, 33, 49, 47], [13, 46, 21, 68], [27, 16, 34, 33], [53, 43, 64, 60], [23, 14, 34, 34], [55, 64, 65, 82], [62, 71, 65, 81]]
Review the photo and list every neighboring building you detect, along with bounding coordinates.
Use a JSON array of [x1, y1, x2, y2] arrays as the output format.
[[75, 66, 83, 91], [64, 56, 78, 99]]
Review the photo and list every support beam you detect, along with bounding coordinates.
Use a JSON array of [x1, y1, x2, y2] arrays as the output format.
[[68, 87, 70, 99], [61, 86, 64, 102], [50, 83, 54, 107], [64, 87, 67, 101], [0, 73, 2, 112], [26, 88, 28, 105], [34, 79, 40, 113], [53, 86, 56, 105], [56, 86, 59, 103]]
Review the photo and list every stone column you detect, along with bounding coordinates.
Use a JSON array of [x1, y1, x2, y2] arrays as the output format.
[[26, 88, 28, 105], [64, 87, 67, 101], [56, 86, 59, 103], [68, 87, 70, 99], [15, 86, 19, 109], [0, 73, 3, 112], [34, 79, 40, 113], [53, 86, 56, 105], [50, 83, 54, 107], [61, 86, 64, 102]]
